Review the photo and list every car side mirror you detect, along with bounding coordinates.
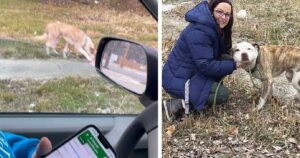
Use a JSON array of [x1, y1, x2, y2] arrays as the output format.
[[95, 37, 157, 106]]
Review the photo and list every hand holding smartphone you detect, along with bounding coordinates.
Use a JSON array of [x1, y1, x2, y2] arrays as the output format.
[[41, 125, 117, 158]]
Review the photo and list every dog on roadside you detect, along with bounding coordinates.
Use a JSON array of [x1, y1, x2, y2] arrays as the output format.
[[35, 21, 96, 61], [233, 41, 300, 110]]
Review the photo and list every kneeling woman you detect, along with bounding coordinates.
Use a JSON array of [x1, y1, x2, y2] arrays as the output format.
[[163, 0, 243, 119]]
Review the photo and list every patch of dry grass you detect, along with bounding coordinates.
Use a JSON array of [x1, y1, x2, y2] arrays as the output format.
[[233, 0, 300, 45], [162, 0, 300, 157], [163, 75, 300, 157]]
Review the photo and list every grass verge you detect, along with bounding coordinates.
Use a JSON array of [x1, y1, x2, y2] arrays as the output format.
[[0, 77, 143, 114]]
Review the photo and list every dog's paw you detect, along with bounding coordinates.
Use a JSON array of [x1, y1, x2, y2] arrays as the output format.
[[88, 60, 94, 66], [255, 98, 266, 110], [252, 106, 263, 112], [256, 105, 264, 110], [63, 53, 68, 58], [53, 50, 59, 55]]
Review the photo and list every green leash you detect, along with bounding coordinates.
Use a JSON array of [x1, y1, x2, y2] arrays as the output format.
[[212, 77, 225, 114], [248, 65, 263, 91], [212, 77, 230, 126]]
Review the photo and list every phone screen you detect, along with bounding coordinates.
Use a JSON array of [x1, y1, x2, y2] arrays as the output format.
[[44, 126, 116, 158]]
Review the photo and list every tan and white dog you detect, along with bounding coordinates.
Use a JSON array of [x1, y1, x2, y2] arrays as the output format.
[[233, 41, 300, 110], [36, 21, 96, 61]]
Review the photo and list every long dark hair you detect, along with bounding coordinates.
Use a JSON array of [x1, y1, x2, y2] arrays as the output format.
[[208, 0, 233, 53]]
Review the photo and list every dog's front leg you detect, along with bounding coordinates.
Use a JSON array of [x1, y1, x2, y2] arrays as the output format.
[[63, 43, 69, 58], [46, 42, 59, 55], [77, 47, 92, 61], [46, 47, 50, 55], [255, 78, 274, 111]]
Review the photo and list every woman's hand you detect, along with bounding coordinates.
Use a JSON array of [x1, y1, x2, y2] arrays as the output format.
[[32, 137, 52, 158]]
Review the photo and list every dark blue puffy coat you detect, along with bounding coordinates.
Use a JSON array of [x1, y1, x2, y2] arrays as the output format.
[[162, 0, 236, 110]]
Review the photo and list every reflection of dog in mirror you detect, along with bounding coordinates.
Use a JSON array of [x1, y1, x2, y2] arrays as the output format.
[[233, 41, 300, 110], [35, 21, 95, 61]]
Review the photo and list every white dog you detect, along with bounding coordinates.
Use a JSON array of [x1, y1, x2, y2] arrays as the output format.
[[36, 21, 96, 61]]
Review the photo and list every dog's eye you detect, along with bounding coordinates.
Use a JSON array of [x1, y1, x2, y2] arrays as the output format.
[[247, 48, 251, 50], [235, 49, 239, 52]]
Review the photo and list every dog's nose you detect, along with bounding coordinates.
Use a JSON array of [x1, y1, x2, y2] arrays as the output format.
[[241, 53, 249, 61]]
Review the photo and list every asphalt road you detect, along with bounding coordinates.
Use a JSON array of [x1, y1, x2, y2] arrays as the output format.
[[0, 59, 98, 80]]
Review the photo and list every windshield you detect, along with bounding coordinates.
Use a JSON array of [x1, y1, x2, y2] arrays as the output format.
[[0, 0, 157, 114]]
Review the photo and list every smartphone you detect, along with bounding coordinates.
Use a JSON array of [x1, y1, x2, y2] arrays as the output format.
[[41, 125, 117, 158]]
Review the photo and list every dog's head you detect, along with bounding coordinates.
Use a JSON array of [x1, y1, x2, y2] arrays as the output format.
[[232, 41, 259, 69]]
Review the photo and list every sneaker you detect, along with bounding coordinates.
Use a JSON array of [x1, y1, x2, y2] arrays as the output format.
[[163, 99, 184, 122]]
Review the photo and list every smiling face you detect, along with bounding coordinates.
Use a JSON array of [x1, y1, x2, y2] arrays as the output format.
[[213, 2, 232, 28]]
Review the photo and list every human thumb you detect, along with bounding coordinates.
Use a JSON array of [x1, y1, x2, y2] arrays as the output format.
[[32, 137, 52, 158]]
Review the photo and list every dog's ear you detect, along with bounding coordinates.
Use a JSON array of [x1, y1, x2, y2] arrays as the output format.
[[252, 43, 260, 52]]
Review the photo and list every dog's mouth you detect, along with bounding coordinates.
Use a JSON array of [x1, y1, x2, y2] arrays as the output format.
[[241, 53, 249, 62]]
